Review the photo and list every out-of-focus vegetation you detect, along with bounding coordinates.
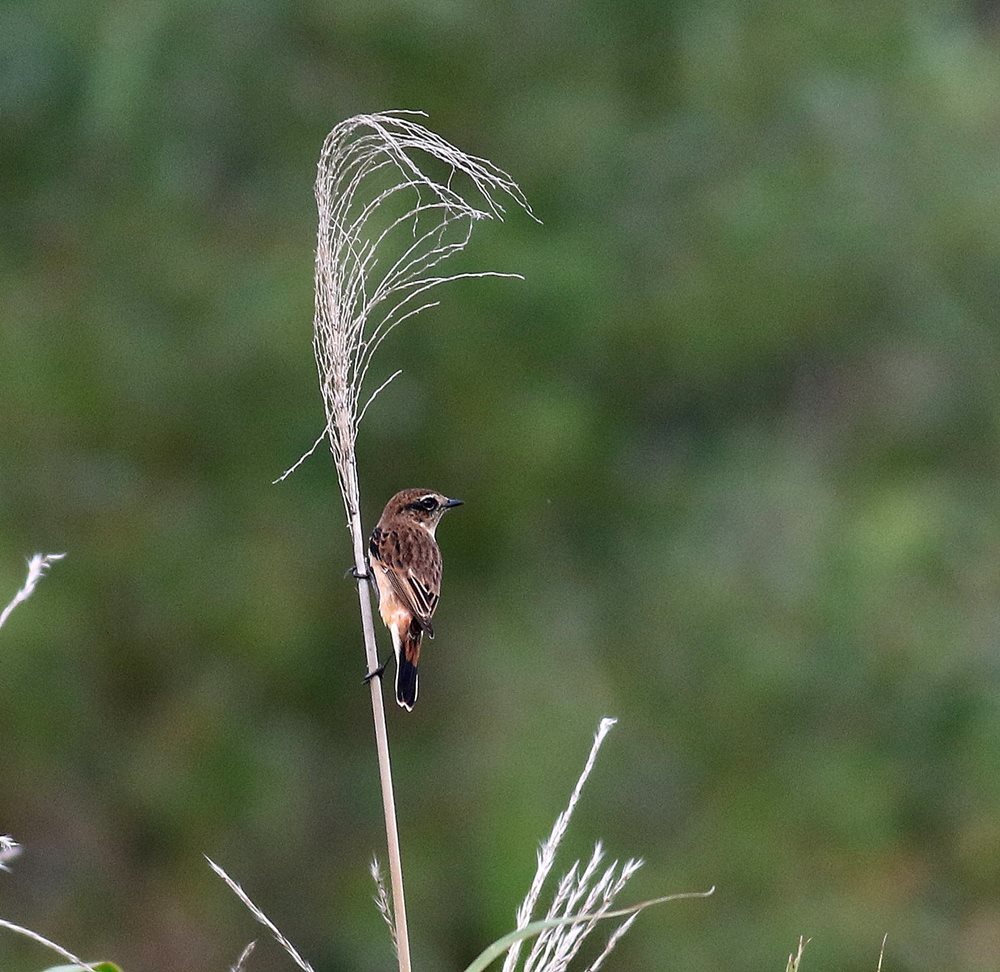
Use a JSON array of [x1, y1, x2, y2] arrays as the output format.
[[4, 2, 1000, 970]]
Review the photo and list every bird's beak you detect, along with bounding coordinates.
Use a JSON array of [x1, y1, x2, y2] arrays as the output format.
[[443, 497, 464, 509]]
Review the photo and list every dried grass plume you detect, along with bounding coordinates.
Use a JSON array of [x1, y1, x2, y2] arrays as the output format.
[[277, 109, 536, 498], [0, 552, 65, 630]]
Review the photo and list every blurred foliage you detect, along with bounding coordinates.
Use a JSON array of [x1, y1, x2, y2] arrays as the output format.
[[4, 1, 1000, 970]]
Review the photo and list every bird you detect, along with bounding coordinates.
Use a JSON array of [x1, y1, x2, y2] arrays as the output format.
[[365, 488, 463, 710]]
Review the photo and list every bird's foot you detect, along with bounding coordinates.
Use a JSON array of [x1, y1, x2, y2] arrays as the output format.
[[346, 564, 372, 581], [362, 663, 387, 684], [363, 652, 394, 684]]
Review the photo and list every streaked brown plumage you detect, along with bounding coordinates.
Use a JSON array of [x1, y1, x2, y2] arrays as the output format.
[[369, 488, 462, 710]]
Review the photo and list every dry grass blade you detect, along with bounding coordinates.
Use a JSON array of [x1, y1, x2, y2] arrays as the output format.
[[786, 936, 809, 972], [0, 553, 65, 630], [584, 912, 638, 972], [0, 916, 98, 972], [206, 857, 314, 972], [231, 940, 256, 972]]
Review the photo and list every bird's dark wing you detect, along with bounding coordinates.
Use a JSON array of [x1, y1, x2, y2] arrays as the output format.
[[369, 526, 386, 566], [405, 569, 440, 624], [370, 524, 442, 635]]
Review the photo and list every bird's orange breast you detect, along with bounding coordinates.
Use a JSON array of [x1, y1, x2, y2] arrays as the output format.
[[372, 562, 411, 633]]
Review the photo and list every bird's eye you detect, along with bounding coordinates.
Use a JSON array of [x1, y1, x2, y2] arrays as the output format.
[[419, 496, 438, 511]]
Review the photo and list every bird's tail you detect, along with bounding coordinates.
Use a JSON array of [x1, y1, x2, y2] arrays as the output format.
[[394, 621, 422, 711]]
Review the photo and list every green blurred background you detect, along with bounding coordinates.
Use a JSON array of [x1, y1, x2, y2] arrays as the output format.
[[4, 1, 1000, 970]]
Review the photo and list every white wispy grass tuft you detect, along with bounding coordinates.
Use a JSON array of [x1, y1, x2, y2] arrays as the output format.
[[0, 552, 65, 630], [502, 717, 618, 972], [0, 916, 98, 972], [276, 108, 536, 492], [0, 835, 21, 872], [206, 856, 314, 972], [472, 716, 715, 972], [370, 855, 398, 956], [522, 846, 643, 972]]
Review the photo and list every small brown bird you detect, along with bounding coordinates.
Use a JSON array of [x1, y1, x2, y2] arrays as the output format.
[[367, 488, 463, 710]]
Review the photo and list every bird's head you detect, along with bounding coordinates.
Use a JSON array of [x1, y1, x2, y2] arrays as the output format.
[[384, 488, 463, 534]]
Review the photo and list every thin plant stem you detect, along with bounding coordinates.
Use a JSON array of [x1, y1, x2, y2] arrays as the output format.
[[345, 467, 411, 971]]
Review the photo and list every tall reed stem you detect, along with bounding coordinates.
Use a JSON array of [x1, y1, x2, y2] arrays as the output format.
[[344, 465, 411, 971], [300, 110, 534, 971]]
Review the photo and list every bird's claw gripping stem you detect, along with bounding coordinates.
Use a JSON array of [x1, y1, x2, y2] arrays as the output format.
[[363, 652, 393, 684]]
